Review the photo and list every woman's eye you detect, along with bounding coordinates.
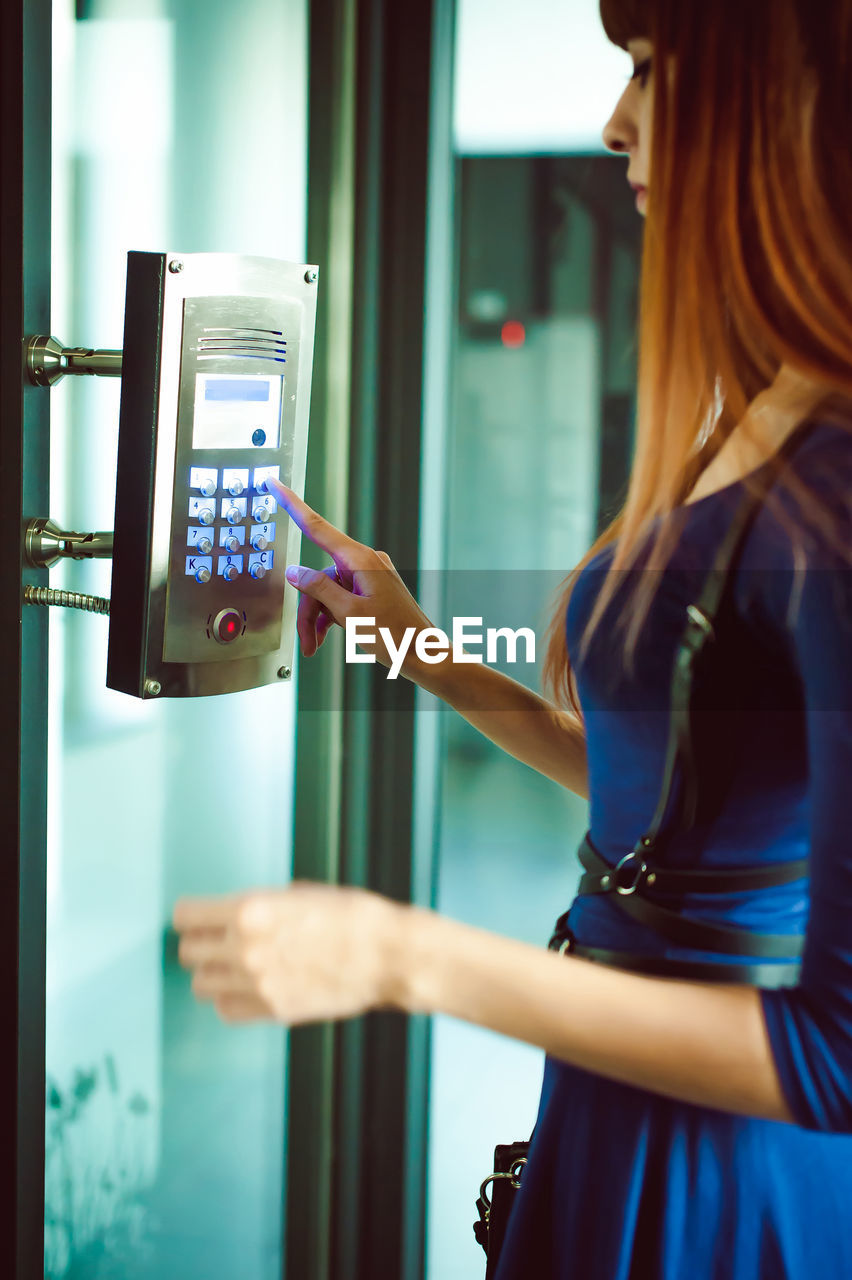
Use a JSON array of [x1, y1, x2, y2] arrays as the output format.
[[628, 57, 652, 89]]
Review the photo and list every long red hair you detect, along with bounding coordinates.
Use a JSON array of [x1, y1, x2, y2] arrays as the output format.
[[543, 0, 852, 720]]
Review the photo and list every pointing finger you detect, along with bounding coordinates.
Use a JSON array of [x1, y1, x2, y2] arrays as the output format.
[[266, 478, 357, 563]]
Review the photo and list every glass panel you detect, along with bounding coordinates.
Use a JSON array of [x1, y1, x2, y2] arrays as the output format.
[[425, 4, 643, 1277], [45, 1, 306, 1276]]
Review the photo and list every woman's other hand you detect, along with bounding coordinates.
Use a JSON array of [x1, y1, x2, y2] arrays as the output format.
[[266, 475, 434, 675], [173, 883, 409, 1025]]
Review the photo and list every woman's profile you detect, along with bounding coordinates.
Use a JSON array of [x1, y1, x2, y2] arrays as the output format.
[[174, 1, 852, 1274]]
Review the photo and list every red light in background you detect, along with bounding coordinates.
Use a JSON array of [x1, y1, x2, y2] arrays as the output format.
[[501, 320, 526, 349]]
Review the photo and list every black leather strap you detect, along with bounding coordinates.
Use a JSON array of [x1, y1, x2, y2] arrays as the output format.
[[572, 832, 804, 957], [577, 832, 809, 896], [547, 932, 801, 989], [554, 422, 817, 979]]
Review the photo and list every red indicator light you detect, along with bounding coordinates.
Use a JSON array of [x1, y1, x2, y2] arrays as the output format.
[[501, 320, 526, 349], [213, 609, 242, 644]]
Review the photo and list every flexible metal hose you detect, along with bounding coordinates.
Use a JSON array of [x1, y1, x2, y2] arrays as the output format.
[[23, 585, 110, 615]]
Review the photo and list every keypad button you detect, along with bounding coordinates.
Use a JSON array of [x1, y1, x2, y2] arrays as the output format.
[[188, 525, 217, 551], [220, 497, 247, 522], [218, 555, 244, 579], [223, 468, 249, 497], [253, 465, 280, 494], [218, 525, 245, 550], [251, 532, 268, 552], [190, 466, 218, 494], [186, 554, 213, 580], [250, 563, 266, 580], [197, 536, 213, 555], [198, 507, 215, 526], [253, 503, 270, 523], [248, 549, 273, 577], [250, 522, 275, 548]]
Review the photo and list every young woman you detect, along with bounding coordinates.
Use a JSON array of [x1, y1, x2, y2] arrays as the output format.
[[174, 1, 852, 1274]]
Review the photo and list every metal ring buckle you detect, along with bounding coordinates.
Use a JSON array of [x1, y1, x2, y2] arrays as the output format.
[[612, 851, 648, 895]]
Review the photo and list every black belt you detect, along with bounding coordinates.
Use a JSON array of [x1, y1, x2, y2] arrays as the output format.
[[548, 831, 806, 987]]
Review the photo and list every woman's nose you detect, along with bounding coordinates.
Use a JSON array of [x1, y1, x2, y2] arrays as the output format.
[[601, 94, 633, 155]]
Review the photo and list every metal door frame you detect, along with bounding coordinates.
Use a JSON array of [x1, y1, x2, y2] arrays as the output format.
[[1, 0, 51, 1275], [286, 1, 456, 1277]]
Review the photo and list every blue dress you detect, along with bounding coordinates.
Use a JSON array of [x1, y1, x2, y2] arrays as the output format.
[[495, 417, 852, 1279]]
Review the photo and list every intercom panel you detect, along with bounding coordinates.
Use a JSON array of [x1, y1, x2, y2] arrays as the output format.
[[106, 251, 317, 698]]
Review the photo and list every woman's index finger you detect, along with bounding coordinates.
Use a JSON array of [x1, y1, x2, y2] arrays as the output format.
[[265, 476, 352, 558]]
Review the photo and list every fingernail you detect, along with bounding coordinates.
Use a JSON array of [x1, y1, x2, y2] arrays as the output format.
[[286, 565, 301, 584]]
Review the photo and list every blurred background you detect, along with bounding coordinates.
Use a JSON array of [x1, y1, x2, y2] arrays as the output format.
[[37, 0, 641, 1277]]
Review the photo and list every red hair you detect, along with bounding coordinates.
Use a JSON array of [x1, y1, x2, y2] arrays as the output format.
[[543, 0, 852, 720]]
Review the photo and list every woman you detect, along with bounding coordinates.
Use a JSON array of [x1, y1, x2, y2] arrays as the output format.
[[174, 1, 852, 1274]]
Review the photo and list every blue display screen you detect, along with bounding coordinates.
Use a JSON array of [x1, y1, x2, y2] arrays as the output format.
[[204, 378, 270, 403]]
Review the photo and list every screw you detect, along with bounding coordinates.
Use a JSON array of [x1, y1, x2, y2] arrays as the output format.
[[277, 666, 291, 679], [304, 269, 318, 284], [144, 678, 162, 696], [168, 260, 184, 274]]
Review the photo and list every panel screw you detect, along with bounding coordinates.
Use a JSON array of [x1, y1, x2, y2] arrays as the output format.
[[277, 666, 291, 679], [144, 678, 162, 696], [168, 260, 184, 274], [304, 269, 317, 284]]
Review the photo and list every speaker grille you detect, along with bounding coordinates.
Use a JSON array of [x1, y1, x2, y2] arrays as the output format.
[[197, 327, 287, 363]]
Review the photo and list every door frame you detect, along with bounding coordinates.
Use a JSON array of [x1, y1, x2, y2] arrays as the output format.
[[1, 0, 51, 1276]]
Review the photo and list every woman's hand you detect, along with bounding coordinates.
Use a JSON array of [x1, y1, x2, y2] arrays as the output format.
[[173, 883, 409, 1025], [266, 475, 434, 675]]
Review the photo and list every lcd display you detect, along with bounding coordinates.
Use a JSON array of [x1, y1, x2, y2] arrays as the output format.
[[204, 379, 271, 403], [192, 373, 284, 449]]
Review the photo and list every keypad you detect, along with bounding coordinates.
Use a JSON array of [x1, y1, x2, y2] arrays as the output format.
[[184, 466, 279, 585]]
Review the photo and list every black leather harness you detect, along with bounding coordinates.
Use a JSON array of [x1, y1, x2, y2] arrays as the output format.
[[548, 428, 813, 987]]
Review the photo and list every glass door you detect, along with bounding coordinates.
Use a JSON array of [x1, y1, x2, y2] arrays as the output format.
[[44, 1, 307, 1276], [424, 3, 643, 1276]]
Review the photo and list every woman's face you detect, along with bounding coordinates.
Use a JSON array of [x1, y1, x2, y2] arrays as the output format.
[[602, 37, 654, 216]]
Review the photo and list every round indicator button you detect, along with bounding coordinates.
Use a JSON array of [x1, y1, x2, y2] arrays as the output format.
[[223, 534, 240, 553], [199, 478, 216, 497], [195, 566, 211, 584], [254, 504, 270, 523], [222, 563, 239, 582], [250, 563, 267, 580], [212, 608, 242, 644], [197, 536, 213, 555], [229, 477, 245, 496], [226, 506, 242, 525], [252, 429, 266, 447], [198, 507, 215, 526], [251, 533, 268, 551]]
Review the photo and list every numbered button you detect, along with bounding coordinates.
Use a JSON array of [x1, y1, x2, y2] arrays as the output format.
[[218, 555, 244, 579], [223, 467, 249, 497], [188, 526, 214, 553], [189, 497, 216, 524], [190, 466, 218, 495], [250, 522, 275, 550], [253, 465, 280, 494], [219, 526, 245, 552], [221, 497, 247, 523]]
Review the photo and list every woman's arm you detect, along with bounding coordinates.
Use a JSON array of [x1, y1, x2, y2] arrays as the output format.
[[173, 884, 793, 1124], [396, 906, 794, 1122], [416, 658, 589, 799], [270, 477, 589, 799]]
